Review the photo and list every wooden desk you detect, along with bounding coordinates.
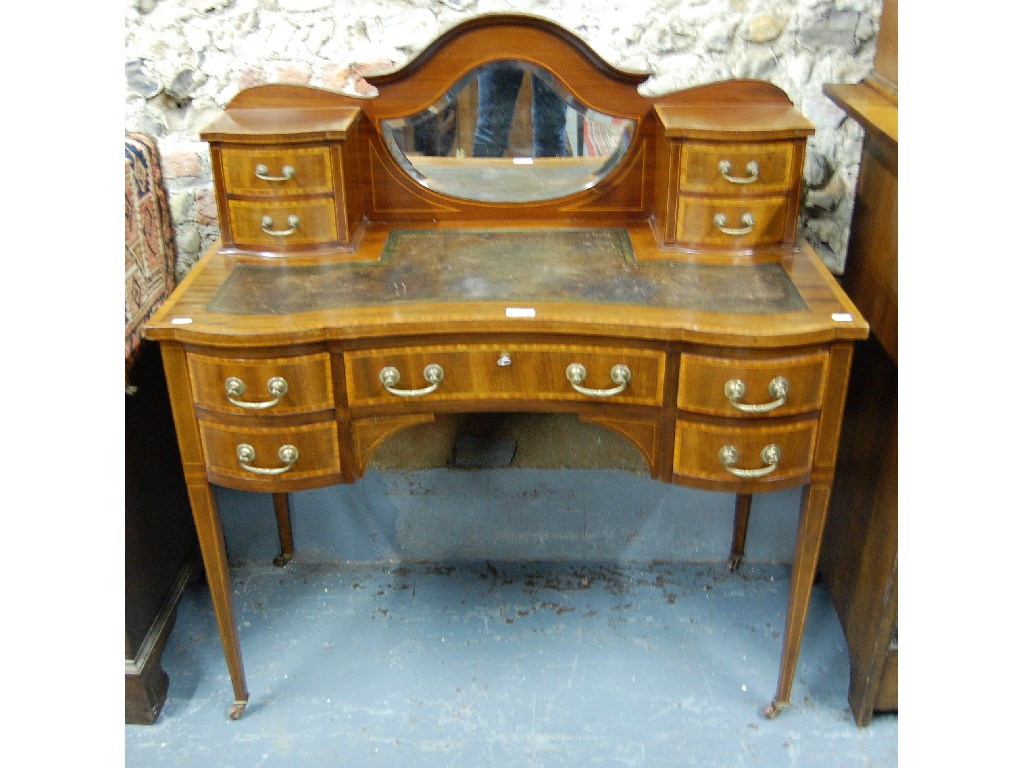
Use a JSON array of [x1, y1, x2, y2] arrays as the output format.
[[145, 14, 868, 720]]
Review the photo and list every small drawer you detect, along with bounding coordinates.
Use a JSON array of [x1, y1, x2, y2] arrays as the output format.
[[673, 418, 816, 487], [678, 351, 828, 417], [199, 420, 341, 485], [675, 196, 791, 247], [678, 141, 797, 194], [227, 199, 339, 248], [188, 352, 333, 415], [219, 146, 334, 195], [344, 344, 666, 408]]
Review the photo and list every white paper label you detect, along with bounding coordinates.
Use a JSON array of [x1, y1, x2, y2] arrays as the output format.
[[505, 307, 536, 318]]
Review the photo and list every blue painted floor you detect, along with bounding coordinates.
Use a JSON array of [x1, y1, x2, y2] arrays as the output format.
[[125, 559, 897, 767]]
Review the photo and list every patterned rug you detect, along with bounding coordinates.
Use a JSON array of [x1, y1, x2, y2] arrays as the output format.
[[125, 132, 177, 375]]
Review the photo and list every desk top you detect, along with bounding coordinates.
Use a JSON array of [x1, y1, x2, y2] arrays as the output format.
[[146, 225, 866, 349]]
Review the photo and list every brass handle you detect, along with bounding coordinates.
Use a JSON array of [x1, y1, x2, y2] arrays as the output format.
[[718, 159, 759, 184], [379, 363, 445, 397], [718, 444, 781, 478], [224, 376, 289, 410], [723, 376, 789, 413], [713, 212, 755, 236], [254, 164, 295, 182], [236, 444, 299, 476], [565, 363, 632, 397], [261, 214, 300, 237]]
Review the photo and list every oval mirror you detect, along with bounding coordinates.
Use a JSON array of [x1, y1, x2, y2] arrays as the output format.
[[382, 60, 636, 203]]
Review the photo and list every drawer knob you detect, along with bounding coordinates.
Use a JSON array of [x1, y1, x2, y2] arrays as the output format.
[[718, 444, 780, 479], [718, 159, 759, 185], [497, 353, 513, 367], [724, 376, 789, 413], [261, 214, 300, 237], [225, 376, 289, 410], [254, 164, 296, 182], [236, 443, 299, 476], [565, 362, 632, 397], [379, 363, 445, 397], [713, 212, 755, 236]]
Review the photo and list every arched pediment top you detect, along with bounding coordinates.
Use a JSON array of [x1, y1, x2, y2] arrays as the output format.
[[363, 13, 651, 91]]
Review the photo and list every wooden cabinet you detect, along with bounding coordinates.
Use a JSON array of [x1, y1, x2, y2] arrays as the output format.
[[146, 14, 868, 722], [818, 0, 898, 727], [125, 343, 198, 724]]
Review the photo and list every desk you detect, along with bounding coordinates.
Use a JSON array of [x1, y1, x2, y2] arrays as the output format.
[[145, 14, 868, 720]]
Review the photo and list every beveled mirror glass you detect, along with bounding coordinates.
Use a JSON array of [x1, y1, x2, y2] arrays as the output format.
[[382, 60, 636, 203]]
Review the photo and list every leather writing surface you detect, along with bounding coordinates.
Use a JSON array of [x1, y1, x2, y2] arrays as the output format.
[[210, 229, 805, 315]]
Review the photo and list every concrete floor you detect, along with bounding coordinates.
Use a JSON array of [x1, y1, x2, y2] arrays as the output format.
[[125, 560, 896, 766], [126, 425, 897, 766]]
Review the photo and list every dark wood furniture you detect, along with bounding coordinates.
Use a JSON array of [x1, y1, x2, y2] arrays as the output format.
[[145, 14, 867, 721], [818, 0, 898, 726], [125, 344, 199, 723], [125, 133, 200, 724]]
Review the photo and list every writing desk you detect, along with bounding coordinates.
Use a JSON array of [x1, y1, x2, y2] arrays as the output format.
[[145, 14, 868, 720]]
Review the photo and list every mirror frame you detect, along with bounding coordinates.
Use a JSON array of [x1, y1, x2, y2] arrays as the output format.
[[378, 58, 638, 203]]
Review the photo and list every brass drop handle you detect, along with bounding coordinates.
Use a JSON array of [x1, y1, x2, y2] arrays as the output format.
[[565, 363, 632, 397], [718, 444, 781, 478], [379, 364, 445, 397], [254, 164, 296, 182], [718, 159, 759, 184], [225, 376, 289, 410], [723, 376, 789, 413], [236, 444, 299, 476], [261, 214, 300, 237], [714, 212, 755, 236]]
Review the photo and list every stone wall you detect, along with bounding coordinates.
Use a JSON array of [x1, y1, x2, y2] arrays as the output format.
[[125, 0, 882, 280]]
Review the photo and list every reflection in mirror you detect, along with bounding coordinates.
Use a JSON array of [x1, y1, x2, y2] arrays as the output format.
[[382, 60, 636, 203]]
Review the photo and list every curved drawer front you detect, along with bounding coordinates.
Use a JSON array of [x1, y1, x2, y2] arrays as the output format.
[[344, 344, 666, 407], [219, 146, 334, 195], [199, 420, 341, 485], [675, 195, 790, 247], [678, 351, 828, 417], [227, 199, 339, 248], [679, 141, 797, 195], [673, 418, 816, 487], [188, 352, 333, 415]]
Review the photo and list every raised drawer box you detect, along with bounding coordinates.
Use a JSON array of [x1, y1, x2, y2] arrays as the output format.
[[201, 98, 365, 257], [654, 103, 813, 253]]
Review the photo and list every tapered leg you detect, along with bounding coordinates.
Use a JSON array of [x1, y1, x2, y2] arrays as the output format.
[[763, 482, 831, 719], [272, 492, 294, 567], [160, 343, 250, 719], [187, 481, 249, 719], [727, 493, 752, 571]]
